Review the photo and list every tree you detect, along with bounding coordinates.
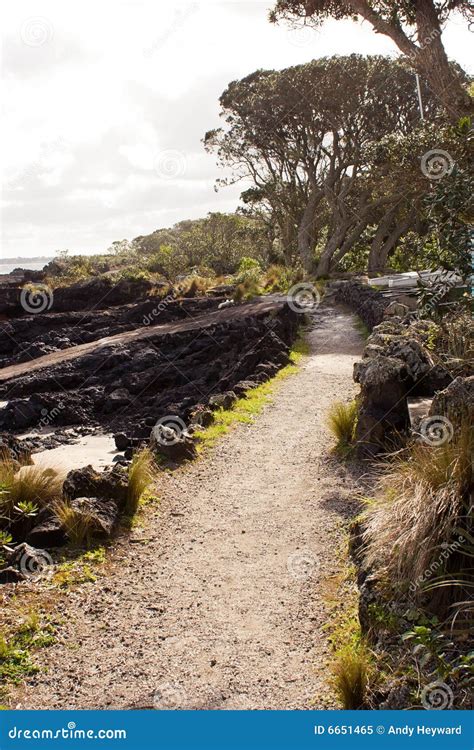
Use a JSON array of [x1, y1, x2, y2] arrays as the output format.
[[270, 1, 473, 123], [205, 55, 439, 274], [134, 212, 273, 277]]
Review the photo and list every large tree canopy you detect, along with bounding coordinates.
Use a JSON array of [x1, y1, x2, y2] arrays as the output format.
[[205, 55, 440, 275], [270, 1, 473, 122]]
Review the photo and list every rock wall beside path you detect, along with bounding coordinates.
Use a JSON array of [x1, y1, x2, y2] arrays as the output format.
[[353, 319, 453, 457], [332, 279, 390, 331]]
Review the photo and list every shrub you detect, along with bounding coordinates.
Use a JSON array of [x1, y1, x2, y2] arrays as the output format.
[[233, 278, 262, 303], [126, 448, 155, 516], [178, 276, 212, 298], [433, 311, 474, 376], [118, 268, 151, 283], [262, 264, 303, 293], [326, 400, 358, 454], [234, 257, 263, 291]]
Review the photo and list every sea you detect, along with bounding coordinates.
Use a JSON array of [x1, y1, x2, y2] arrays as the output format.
[[0, 258, 54, 275]]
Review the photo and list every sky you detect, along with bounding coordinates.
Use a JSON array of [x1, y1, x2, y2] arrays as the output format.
[[1, 1, 472, 260]]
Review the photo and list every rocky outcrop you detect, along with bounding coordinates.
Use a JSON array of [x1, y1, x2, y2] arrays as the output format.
[[0, 294, 223, 367], [353, 320, 452, 456], [429, 375, 474, 429], [52, 276, 155, 312], [0, 301, 299, 452], [0, 271, 47, 316]]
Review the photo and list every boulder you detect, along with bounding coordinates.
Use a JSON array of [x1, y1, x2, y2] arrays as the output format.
[[6, 542, 49, 569], [150, 425, 196, 461], [383, 301, 410, 319], [0, 433, 32, 464], [0, 399, 41, 431], [104, 388, 132, 412], [208, 392, 236, 410], [27, 515, 66, 548], [190, 406, 214, 427], [353, 356, 409, 456], [233, 380, 258, 396], [114, 433, 130, 451], [0, 542, 53, 583], [63, 465, 129, 508], [0, 567, 25, 584], [68, 497, 120, 537], [429, 375, 474, 429]]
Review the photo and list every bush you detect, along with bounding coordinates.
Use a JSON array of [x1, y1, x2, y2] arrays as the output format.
[[235, 257, 263, 287], [262, 264, 303, 293], [118, 268, 151, 283]]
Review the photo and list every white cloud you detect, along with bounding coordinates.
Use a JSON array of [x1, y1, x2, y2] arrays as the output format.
[[1, 0, 472, 258]]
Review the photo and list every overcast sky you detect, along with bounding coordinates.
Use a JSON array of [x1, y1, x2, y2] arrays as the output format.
[[1, 1, 472, 259]]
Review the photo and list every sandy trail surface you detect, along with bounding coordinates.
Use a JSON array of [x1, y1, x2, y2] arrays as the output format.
[[14, 305, 363, 710]]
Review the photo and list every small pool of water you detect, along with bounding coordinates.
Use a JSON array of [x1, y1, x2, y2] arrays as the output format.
[[32, 434, 122, 473]]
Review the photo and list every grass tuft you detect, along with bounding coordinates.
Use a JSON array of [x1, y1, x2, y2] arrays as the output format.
[[126, 448, 155, 516], [53, 499, 100, 547], [0, 612, 55, 688], [326, 400, 358, 455], [0, 463, 62, 518], [363, 425, 473, 613], [331, 646, 370, 709]]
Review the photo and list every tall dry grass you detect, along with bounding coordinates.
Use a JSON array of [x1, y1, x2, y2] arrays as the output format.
[[363, 425, 473, 612]]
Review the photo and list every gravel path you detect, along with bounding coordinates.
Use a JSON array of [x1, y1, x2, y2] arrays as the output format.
[[15, 305, 363, 710]]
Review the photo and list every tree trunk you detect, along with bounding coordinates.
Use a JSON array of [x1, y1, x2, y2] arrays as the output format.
[[368, 206, 398, 273], [331, 218, 369, 268], [414, 0, 472, 122], [315, 221, 351, 277], [297, 188, 322, 272], [377, 212, 415, 271], [369, 210, 416, 274], [349, 0, 472, 123]]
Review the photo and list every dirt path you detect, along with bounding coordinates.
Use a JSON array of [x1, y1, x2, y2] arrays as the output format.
[[15, 305, 363, 710], [0, 296, 285, 383]]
